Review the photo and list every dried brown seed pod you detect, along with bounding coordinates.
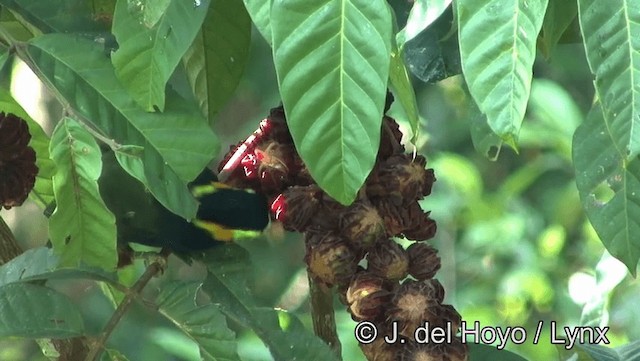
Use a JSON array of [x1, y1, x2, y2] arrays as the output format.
[[360, 337, 398, 361], [367, 240, 410, 281], [348, 289, 392, 321], [305, 232, 358, 287], [378, 116, 405, 160], [255, 140, 296, 194], [375, 200, 437, 241], [440, 303, 463, 332], [399, 342, 441, 361], [0, 112, 38, 209], [346, 271, 390, 305], [386, 279, 447, 338], [407, 242, 441, 280], [367, 154, 435, 205], [340, 201, 387, 250], [270, 185, 322, 231]]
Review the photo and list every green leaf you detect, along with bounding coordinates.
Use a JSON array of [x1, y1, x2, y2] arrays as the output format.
[[49, 117, 118, 270], [389, 47, 420, 143], [26, 33, 218, 219], [573, 103, 640, 274], [0, 0, 112, 33], [0, 247, 118, 286], [156, 282, 239, 361], [469, 102, 503, 160], [402, 6, 461, 83], [540, 0, 578, 57], [242, 0, 272, 45], [578, 0, 640, 159], [0, 7, 37, 42], [0, 87, 55, 207], [271, 0, 393, 205], [182, 0, 251, 123], [396, 0, 452, 47], [468, 343, 528, 361], [197, 245, 339, 361], [457, 0, 548, 144], [0, 283, 84, 338], [574, 340, 640, 361], [111, 0, 210, 111], [580, 252, 627, 327]]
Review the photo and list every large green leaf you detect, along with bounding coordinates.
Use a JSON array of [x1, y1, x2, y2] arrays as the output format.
[[0, 87, 55, 207], [389, 47, 419, 142], [540, 0, 577, 57], [403, 6, 461, 83], [49, 117, 118, 270], [26, 33, 218, 219], [111, 0, 210, 112], [396, 0, 452, 47], [0, 7, 37, 42], [0, 283, 84, 338], [271, 0, 393, 205], [0, 0, 111, 34], [573, 340, 640, 361], [242, 0, 272, 45], [182, 0, 251, 123], [157, 282, 239, 361], [388, 7, 419, 143], [197, 245, 339, 361], [0, 247, 118, 286], [578, 0, 640, 159], [457, 0, 548, 146], [573, 104, 640, 274]]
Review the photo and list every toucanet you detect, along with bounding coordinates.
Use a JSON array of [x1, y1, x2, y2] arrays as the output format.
[[99, 150, 269, 256]]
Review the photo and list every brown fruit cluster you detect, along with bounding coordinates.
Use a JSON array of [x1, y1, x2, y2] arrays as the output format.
[[219, 96, 467, 361], [0, 112, 38, 210]]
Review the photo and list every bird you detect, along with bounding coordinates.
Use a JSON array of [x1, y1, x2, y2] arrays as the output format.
[[98, 150, 269, 262]]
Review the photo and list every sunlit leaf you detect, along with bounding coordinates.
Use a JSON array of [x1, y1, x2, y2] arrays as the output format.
[[48, 117, 117, 270], [271, 0, 393, 204], [403, 6, 461, 83], [457, 0, 548, 145], [389, 44, 419, 143], [573, 103, 640, 275], [469, 102, 503, 160], [396, 0, 452, 47], [27, 33, 218, 219], [111, 0, 211, 111], [578, 0, 640, 159], [0, 283, 84, 338], [157, 282, 239, 361], [182, 0, 251, 123], [0, 88, 55, 207], [580, 252, 627, 327]]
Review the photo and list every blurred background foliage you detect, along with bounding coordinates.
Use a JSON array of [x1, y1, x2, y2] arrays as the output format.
[[1, 4, 638, 361]]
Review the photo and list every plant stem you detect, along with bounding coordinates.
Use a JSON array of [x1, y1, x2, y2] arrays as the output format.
[[308, 272, 342, 359], [0, 215, 22, 265], [84, 260, 164, 361], [0, 24, 17, 47]]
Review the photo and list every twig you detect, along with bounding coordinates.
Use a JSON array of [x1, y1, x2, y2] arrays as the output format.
[[308, 272, 342, 359], [84, 259, 164, 361]]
